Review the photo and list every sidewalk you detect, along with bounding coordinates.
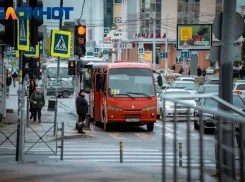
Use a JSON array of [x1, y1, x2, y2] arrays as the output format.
[[1, 84, 93, 143], [0, 161, 217, 182]]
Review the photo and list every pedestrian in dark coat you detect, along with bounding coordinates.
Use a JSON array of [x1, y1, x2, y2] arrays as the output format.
[[29, 80, 37, 119], [30, 87, 45, 122], [197, 66, 202, 76], [76, 89, 88, 133]]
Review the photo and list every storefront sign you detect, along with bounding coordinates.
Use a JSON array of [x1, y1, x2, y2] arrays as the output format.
[[133, 33, 166, 39]]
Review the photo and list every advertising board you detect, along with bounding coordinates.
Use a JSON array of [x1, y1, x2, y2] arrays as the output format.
[[177, 24, 212, 50]]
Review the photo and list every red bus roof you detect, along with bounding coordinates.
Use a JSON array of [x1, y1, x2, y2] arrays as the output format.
[[88, 61, 152, 70]]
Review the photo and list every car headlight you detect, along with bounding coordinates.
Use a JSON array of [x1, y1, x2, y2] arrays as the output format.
[[108, 106, 122, 111], [143, 106, 157, 111], [165, 104, 174, 109], [203, 113, 214, 118]]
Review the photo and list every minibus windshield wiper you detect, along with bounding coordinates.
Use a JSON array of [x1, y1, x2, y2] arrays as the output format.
[[127, 92, 152, 99], [114, 93, 135, 99]]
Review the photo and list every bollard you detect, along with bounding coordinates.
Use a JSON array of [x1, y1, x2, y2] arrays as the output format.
[[120, 141, 123, 163], [179, 142, 182, 167], [60, 122, 64, 160], [15, 123, 20, 161]]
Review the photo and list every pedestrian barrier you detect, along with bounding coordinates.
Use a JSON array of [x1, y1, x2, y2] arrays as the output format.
[[0, 122, 18, 158], [161, 94, 245, 182], [24, 122, 64, 157]]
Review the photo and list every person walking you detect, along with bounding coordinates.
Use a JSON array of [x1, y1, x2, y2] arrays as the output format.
[[6, 70, 12, 97], [197, 66, 202, 76], [30, 87, 45, 123], [11, 68, 18, 87], [29, 80, 37, 119], [76, 89, 88, 134]]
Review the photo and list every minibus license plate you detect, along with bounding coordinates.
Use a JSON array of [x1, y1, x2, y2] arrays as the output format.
[[126, 118, 140, 122]]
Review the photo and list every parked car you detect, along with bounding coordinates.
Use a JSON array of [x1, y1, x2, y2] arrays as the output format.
[[39, 79, 74, 98], [157, 88, 196, 119], [202, 77, 219, 85], [235, 106, 245, 147], [206, 67, 215, 75], [233, 81, 245, 100], [194, 94, 245, 133], [172, 81, 198, 94], [196, 85, 219, 94], [176, 77, 196, 83]]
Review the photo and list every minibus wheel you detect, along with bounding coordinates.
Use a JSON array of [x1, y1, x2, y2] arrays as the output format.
[[147, 123, 154, 131]]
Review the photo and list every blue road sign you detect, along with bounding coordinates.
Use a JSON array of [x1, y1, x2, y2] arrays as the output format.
[[181, 51, 190, 58], [94, 52, 99, 57], [40, 40, 44, 55], [103, 50, 108, 54], [160, 52, 168, 58], [24, 43, 39, 57], [94, 48, 99, 53], [17, 19, 30, 51], [50, 30, 71, 58], [104, 28, 109, 34], [87, 52, 94, 56]]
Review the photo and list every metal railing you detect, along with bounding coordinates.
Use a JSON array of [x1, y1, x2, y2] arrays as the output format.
[[0, 122, 19, 160], [24, 122, 64, 159], [161, 93, 245, 182]]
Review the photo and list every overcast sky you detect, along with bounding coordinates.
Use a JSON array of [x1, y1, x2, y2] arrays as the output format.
[[42, 0, 245, 32]]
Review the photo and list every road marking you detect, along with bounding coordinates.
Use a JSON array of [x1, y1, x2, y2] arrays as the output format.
[[165, 133, 182, 140], [108, 133, 126, 139], [155, 123, 180, 133], [134, 133, 154, 140]]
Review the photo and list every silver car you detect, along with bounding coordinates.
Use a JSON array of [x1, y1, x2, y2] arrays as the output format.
[[158, 89, 196, 118], [172, 81, 198, 94], [233, 81, 245, 100]]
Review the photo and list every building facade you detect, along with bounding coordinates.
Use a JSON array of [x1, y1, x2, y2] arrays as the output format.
[[119, 0, 223, 71]]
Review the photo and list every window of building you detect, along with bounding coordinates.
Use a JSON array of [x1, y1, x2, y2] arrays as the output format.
[[114, 0, 122, 3]]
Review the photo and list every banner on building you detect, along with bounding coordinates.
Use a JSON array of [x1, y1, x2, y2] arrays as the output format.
[[142, 51, 152, 65], [177, 24, 212, 50]]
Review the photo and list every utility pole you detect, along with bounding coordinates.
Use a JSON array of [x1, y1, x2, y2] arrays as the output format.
[[53, 0, 63, 135], [18, 0, 26, 162], [165, 13, 168, 71], [218, 0, 237, 178], [152, 11, 156, 70]]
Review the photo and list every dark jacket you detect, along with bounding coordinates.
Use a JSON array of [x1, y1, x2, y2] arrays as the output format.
[[197, 68, 202, 76], [30, 92, 45, 109], [29, 85, 36, 97], [76, 94, 88, 115]]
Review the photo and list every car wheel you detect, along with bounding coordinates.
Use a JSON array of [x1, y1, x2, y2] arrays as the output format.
[[62, 90, 70, 98], [194, 121, 199, 130], [157, 115, 160, 119], [147, 123, 154, 131]]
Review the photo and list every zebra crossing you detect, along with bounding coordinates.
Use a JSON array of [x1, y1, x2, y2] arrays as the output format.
[[0, 141, 216, 168]]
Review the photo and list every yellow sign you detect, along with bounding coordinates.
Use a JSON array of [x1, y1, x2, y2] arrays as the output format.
[[24, 43, 40, 57], [16, 50, 19, 58], [180, 27, 192, 41], [50, 30, 71, 58], [17, 19, 30, 51]]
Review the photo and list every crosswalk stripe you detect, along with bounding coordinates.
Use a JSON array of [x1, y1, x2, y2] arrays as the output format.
[[134, 133, 154, 140], [108, 133, 126, 139]]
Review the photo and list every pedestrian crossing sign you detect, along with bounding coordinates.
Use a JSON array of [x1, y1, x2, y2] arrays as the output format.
[[24, 43, 40, 57], [50, 30, 71, 58], [17, 19, 30, 51]]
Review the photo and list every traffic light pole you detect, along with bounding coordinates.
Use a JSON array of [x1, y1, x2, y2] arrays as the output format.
[[19, 50, 26, 161], [53, 0, 63, 135]]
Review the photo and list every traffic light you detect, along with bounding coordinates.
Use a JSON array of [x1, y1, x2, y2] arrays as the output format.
[[0, 0, 17, 47], [74, 25, 86, 56], [29, 0, 44, 46], [22, 56, 41, 79], [68, 60, 75, 75]]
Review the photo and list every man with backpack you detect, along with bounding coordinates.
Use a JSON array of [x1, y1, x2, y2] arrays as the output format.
[[30, 87, 45, 123], [11, 68, 18, 87]]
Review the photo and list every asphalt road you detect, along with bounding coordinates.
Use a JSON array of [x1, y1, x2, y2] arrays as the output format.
[[0, 95, 218, 169]]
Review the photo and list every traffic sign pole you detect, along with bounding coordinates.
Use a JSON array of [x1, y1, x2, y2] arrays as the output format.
[[165, 13, 168, 71], [54, 0, 64, 136], [217, 0, 237, 178]]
